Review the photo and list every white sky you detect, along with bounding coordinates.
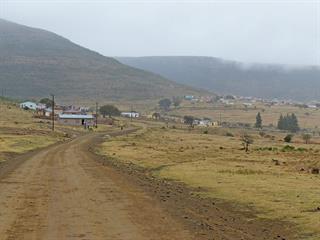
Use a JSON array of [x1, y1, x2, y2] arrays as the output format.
[[0, 0, 319, 65]]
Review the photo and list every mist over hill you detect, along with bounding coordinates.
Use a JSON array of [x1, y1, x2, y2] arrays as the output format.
[[0, 19, 204, 102], [117, 56, 320, 102]]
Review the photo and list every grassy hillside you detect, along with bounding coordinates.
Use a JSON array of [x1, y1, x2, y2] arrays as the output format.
[[117, 56, 320, 101], [0, 99, 66, 163], [0, 19, 204, 102]]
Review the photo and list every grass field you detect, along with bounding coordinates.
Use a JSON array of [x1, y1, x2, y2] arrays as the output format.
[[0, 100, 66, 162], [98, 121, 320, 239], [169, 101, 320, 130]]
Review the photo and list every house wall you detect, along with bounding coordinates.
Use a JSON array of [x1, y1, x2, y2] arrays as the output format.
[[58, 118, 94, 126], [58, 118, 82, 126]]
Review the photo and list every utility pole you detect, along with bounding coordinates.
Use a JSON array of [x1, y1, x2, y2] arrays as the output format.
[[95, 102, 98, 128], [51, 94, 55, 131], [219, 112, 222, 126], [130, 105, 133, 122]]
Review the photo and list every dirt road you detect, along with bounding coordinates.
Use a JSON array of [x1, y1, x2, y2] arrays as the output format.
[[0, 133, 194, 240]]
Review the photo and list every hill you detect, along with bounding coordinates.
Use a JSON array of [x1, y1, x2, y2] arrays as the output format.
[[117, 56, 320, 101], [0, 19, 205, 102]]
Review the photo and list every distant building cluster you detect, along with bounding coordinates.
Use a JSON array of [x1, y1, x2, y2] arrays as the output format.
[[20, 101, 95, 127]]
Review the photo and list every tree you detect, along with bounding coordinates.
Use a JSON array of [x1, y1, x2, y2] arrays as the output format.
[[277, 113, 300, 132], [290, 113, 300, 132], [99, 105, 120, 118], [277, 114, 284, 130], [255, 112, 262, 128], [172, 97, 182, 108], [241, 133, 253, 152], [302, 133, 311, 144], [183, 115, 194, 126], [159, 98, 171, 111], [39, 98, 53, 108]]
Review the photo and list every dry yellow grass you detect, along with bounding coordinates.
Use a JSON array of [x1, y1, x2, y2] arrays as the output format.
[[99, 124, 320, 240], [170, 101, 320, 129], [0, 100, 66, 161]]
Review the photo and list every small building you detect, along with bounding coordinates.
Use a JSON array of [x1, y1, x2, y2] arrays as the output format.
[[184, 95, 194, 100], [20, 101, 38, 110], [37, 103, 47, 110], [58, 114, 95, 126], [121, 112, 140, 118]]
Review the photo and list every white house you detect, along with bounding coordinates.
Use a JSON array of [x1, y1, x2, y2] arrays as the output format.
[[20, 101, 38, 110], [121, 112, 140, 118]]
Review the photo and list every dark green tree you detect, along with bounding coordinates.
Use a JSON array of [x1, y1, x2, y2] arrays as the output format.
[[99, 105, 120, 118], [159, 98, 172, 111], [183, 115, 194, 126], [255, 112, 262, 128], [277, 114, 284, 130], [290, 113, 300, 132], [39, 98, 53, 108], [277, 113, 300, 132]]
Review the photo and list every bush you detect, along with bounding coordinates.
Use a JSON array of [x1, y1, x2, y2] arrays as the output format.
[[226, 132, 234, 137], [203, 130, 208, 134], [302, 133, 312, 144], [296, 147, 307, 152], [259, 131, 266, 137], [284, 134, 293, 143], [282, 145, 295, 152]]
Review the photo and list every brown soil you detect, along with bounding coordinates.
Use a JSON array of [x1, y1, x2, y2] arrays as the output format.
[[0, 129, 298, 240]]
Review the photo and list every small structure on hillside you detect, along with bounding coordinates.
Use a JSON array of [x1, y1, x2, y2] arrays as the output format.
[[121, 112, 140, 118], [20, 101, 38, 110], [192, 118, 219, 127], [184, 95, 194, 100], [58, 114, 95, 126]]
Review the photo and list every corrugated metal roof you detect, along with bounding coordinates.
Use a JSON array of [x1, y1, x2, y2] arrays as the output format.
[[59, 114, 94, 119]]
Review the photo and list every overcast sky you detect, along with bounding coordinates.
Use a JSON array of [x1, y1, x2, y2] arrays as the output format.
[[0, 0, 319, 66]]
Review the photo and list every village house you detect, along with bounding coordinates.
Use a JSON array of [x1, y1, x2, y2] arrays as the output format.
[[121, 112, 140, 118], [184, 95, 194, 100], [192, 119, 219, 127], [20, 101, 38, 110], [58, 114, 95, 126]]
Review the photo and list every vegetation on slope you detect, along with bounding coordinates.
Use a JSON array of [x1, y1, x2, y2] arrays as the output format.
[[0, 19, 204, 102], [117, 56, 320, 101]]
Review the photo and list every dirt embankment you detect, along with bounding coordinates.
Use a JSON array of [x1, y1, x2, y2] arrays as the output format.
[[92, 132, 298, 240]]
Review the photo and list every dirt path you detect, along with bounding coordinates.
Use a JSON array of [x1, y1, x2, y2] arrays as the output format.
[[0, 132, 194, 240]]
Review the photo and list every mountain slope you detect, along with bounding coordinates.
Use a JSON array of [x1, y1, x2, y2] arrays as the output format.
[[0, 19, 204, 102], [117, 56, 320, 101]]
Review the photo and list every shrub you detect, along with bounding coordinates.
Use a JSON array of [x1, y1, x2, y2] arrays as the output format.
[[302, 133, 312, 144], [296, 147, 307, 152], [226, 132, 234, 137], [203, 130, 208, 134], [259, 131, 266, 137], [282, 145, 295, 152], [284, 134, 293, 143]]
